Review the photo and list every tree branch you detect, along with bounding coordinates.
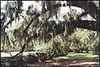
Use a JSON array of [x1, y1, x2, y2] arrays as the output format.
[[71, 20, 97, 31]]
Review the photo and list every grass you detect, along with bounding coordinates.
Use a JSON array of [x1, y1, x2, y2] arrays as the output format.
[[53, 52, 98, 62], [66, 52, 98, 61]]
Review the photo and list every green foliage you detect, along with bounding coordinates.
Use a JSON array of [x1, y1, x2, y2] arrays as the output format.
[[69, 28, 98, 53], [1, 1, 99, 59], [47, 35, 69, 58]]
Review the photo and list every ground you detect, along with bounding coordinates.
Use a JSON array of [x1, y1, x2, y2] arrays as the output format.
[[1, 52, 99, 67]]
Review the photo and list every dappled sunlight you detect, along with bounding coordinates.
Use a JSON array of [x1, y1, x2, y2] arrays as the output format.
[[1, 1, 99, 67], [69, 62, 99, 66]]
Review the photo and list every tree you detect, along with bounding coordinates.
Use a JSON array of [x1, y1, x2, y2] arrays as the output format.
[[1, 1, 99, 58]]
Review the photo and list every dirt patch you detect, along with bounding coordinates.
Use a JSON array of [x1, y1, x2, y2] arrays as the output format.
[[1, 56, 99, 67]]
